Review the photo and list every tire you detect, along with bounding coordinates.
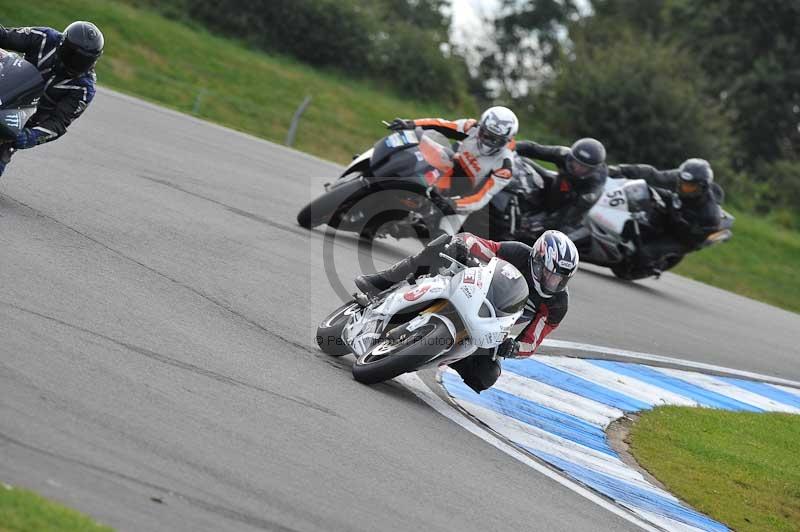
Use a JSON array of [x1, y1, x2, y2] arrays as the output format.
[[610, 263, 635, 280], [316, 301, 361, 356], [352, 319, 454, 385], [297, 178, 367, 229], [610, 257, 683, 281]]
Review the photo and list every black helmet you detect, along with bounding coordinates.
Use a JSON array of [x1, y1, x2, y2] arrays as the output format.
[[677, 158, 713, 200], [59, 21, 104, 77], [565, 138, 606, 179]]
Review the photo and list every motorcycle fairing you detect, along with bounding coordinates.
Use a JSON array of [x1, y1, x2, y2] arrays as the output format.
[[342, 258, 523, 369]]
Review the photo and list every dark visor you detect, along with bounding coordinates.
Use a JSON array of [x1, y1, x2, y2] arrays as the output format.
[[567, 157, 595, 177], [479, 127, 508, 149], [60, 44, 98, 75]]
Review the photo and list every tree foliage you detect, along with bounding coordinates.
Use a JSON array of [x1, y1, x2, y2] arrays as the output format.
[[479, 0, 581, 98], [536, 28, 730, 169]]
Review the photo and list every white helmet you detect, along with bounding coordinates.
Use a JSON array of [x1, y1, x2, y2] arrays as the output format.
[[529, 230, 579, 298], [477, 106, 519, 155]]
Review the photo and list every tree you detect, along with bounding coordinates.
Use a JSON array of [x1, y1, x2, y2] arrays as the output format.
[[593, 0, 800, 167], [478, 0, 582, 98], [535, 28, 731, 171], [662, 0, 800, 166]]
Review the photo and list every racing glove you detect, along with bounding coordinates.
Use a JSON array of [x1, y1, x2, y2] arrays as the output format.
[[428, 188, 457, 215], [386, 118, 416, 131], [443, 239, 471, 265], [13, 128, 38, 149], [496, 338, 521, 359]]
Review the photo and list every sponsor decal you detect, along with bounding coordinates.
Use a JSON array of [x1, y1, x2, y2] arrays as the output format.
[[461, 151, 481, 174], [501, 263, 522, 280], [463, 270, 476, 284], [404, 284, 431, 301], [558, 259, 575, 269], [460, 285, 474, 298], [385, 133, 404, 148], [401, 130, 418, 144], [3, 112, 21, 129]]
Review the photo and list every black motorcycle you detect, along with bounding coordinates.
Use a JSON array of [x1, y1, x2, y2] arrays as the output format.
[[297, 127, 466, 242], [0, 49, 44, 146]]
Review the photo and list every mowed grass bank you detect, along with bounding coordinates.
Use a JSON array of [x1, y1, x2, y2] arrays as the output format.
[[629, 406, 800, 532], [673, 209, 800, 313], [0, 482, 113, 532]]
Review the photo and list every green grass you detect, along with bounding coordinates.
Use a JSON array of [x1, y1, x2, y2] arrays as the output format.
[[0, 483, 113, 532], [2, 0, 798, 313], [629, 406, 800, 532], [673, 208, 800, 313]]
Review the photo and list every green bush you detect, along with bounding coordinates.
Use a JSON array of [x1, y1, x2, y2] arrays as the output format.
[[534, 28, 731, 169]]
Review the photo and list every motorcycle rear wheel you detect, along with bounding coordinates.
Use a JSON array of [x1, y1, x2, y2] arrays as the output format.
[[352, 319, 454, 385], [297, 178, 367, 229]]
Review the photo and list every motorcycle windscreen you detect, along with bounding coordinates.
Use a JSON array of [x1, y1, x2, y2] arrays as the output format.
[[485, 260, 529, 317], [623, 180, 653, 213], [0, 51, 45, 108]]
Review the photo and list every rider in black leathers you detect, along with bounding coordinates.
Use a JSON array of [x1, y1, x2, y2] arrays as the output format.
[[609, 158, 723, 268], [0, 22, 103, 176], [514, 138, 609, 234]]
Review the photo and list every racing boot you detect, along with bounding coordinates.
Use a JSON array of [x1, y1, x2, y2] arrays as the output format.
[[354, 255, 421, 297], [354, 234, 451, 297], [0, 145, 15, 178]]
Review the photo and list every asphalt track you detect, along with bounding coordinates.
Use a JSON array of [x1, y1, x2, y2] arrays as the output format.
[[1, 88, 798, 532]]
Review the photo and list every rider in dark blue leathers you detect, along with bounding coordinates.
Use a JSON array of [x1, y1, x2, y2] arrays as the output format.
[[0, 22, 104, 176]]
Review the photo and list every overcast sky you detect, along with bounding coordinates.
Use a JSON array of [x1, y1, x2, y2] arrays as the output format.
[[449, 0, 499, 47]]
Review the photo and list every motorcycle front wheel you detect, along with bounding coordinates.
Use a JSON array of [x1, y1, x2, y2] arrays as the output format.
[[316, 301, 361, 356], [352, 319, 454, 385]]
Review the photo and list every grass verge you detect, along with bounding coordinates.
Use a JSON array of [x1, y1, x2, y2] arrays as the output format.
[[629, 406, 800, 532], [2, 0, 798, 313], [673, 208, 800, 313], [0, 483, 113, 532]]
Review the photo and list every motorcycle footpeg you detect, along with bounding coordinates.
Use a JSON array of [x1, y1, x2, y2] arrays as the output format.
[[353, 292, 371, 307]]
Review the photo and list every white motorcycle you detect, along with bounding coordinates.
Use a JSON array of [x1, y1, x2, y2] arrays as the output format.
[[315, 242, 529, 384], [567, 178, 734, 280]]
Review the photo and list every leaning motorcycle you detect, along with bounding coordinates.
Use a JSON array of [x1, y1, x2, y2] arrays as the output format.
[[315, 240, 529, 384], [0, 49, 44, 145], [297, 127, 465, 242], [566, 178, 735, 280]]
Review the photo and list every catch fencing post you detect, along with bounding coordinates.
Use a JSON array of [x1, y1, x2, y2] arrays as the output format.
[[286, 95, 312, 147], [192, 88, 208, 115]]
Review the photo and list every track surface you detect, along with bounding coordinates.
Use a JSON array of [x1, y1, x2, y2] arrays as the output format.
[[1, 89, 798, 532]]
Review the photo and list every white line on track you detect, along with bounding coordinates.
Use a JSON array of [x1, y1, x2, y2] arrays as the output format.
[[774, 383, 800, 398]]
